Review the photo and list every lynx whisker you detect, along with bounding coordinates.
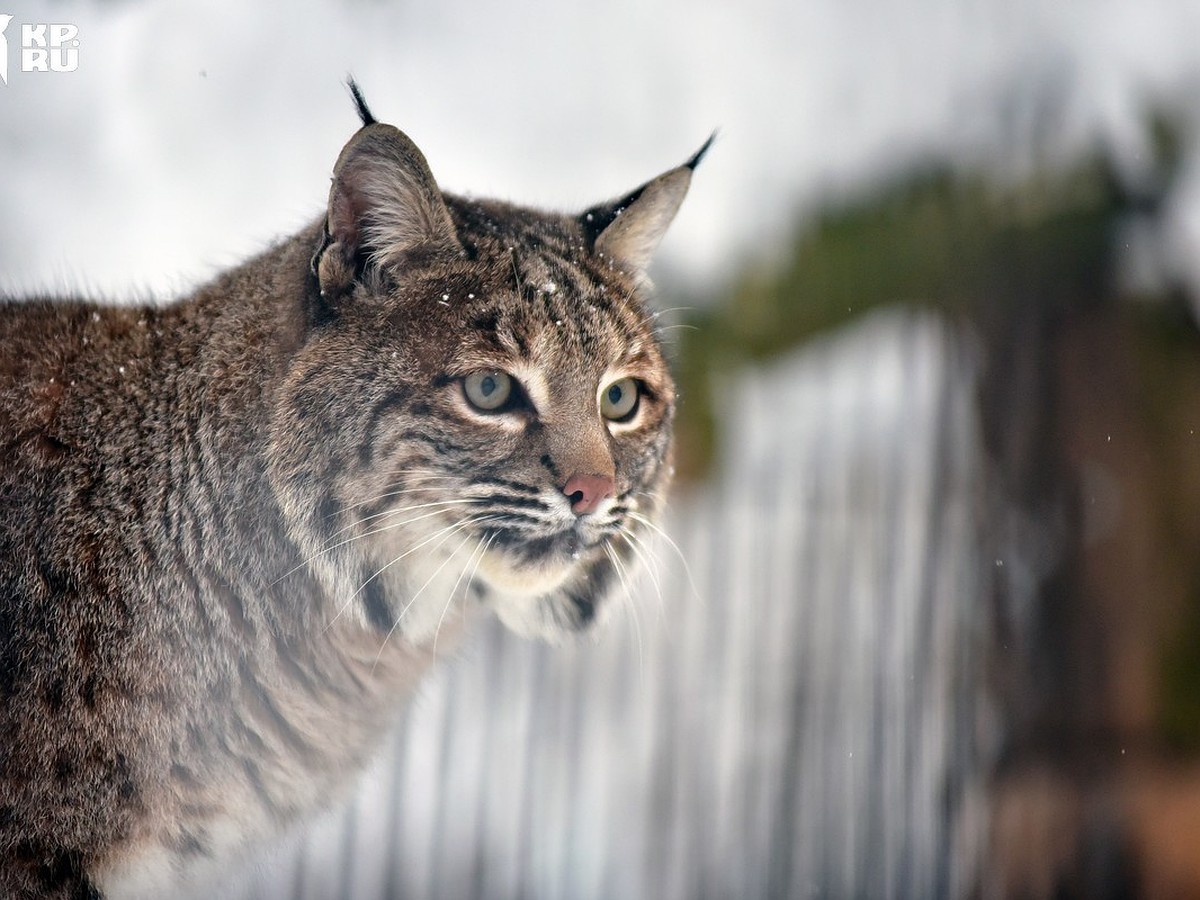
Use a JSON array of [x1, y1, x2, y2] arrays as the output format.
[[625, 509, 701, 605], [373, 516, 501, 670], [432, 532, 494, 662], [319, 502, 478, 552], [655, 322, 699, 335], [331, 475, 461, 516], [270, 501, 479, 588], [650, 305, 697, 318], [325, 512, 496, 633], [621, 515, 668, 577], [604, 542, 644, 686], [617, 526, 666, 619], [327, 497, 475, 539], [422, 530, 476, 660]]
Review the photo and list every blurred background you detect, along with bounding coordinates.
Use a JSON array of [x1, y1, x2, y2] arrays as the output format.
[[5, 0, 1200, 896]]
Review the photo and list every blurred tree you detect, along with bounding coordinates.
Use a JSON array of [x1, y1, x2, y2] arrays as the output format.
[[670, 112, 1200, 897], [672, 149, 1128, 481]]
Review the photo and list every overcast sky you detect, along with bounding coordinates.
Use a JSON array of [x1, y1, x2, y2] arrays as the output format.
[[2, 0, 1200, 302]]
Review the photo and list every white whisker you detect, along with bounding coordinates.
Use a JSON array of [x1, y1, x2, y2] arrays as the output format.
[[650, 305, 696, 319], [329, 474, 462, 517], [326, 497, 474, 539], [617, 529, 668, 640], [274, 496, 489, 588], [626, 510, 700, 604], [323, 513, 496, 633], [617, 526, 665, 617], [604, 542, 644, 688], [270, 503, 480, 588], [373, 518, 500, 670], [317, 501, 480, 555], [422, 531, 477, 661], [433, 532, 495, 662]]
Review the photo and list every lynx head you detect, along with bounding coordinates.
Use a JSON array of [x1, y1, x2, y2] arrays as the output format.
[[270, 87, 708, 645]]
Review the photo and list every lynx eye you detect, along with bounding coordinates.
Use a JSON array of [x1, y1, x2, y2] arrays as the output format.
[[600, 377, 640, 422], [463, 370, 514, 412]]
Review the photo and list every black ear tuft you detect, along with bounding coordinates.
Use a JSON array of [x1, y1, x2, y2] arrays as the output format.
[[686, 131, 717, 171], [579, 133, 714, 274], [317, 116, 464, 304], [346, 77, 377, 127]]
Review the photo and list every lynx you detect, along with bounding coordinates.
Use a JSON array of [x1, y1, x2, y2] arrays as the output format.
[[0, 83, 708, 898]]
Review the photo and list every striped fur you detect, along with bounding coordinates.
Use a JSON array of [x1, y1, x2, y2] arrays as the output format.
[[0, 96, 703, 899]]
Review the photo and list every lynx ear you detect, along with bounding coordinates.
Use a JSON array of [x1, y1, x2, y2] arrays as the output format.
[[318, 122, 463, 296], [582, 133, 714, 275]]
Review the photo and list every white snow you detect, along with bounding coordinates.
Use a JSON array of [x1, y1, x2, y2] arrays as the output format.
[[1, 0, 1199, 303]]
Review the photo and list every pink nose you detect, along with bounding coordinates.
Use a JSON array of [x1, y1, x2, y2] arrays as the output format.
[[562, 473, 615, 516]]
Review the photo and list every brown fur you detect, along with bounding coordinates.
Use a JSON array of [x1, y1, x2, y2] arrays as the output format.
[[0, 89, 705, 898]]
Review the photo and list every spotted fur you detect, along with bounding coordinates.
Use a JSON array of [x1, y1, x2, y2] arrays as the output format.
[[0, 86, 706, 899]]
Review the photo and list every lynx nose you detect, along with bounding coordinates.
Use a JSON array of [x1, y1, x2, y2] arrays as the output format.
[[562, 473, 615, 516]]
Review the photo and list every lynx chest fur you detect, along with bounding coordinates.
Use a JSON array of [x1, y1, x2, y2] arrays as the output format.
[[0, 86, 707, 899]]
